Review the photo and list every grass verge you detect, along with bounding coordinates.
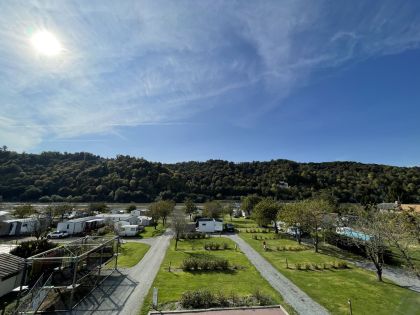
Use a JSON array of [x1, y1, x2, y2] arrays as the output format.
[[140, 237, 295, 315], [106, 242, 150, 268], [240, 231, 420, 315], [138, 223, 165, 238]]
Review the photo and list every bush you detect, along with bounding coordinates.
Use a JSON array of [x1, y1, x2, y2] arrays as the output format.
[[295, 263, 302, 270], [181, 290, 215, 309], [11, 239, 57, 258], [252, 290, 274, 306], [181, 257, 230, 271], [337, 261, 348, 269], [97, 225, 113, 236], [222, 243, 229, 250], [305, 263, 311, 270], [204, 242, 221, 250]]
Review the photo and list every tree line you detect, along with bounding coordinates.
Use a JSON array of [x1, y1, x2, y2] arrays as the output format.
[[0, 148, 419, 203]]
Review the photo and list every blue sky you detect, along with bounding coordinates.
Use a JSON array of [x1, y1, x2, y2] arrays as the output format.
[[1, 1, 420, 166]]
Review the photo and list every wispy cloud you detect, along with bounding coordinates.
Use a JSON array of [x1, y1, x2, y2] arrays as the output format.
[[1, 0, 420, 150]]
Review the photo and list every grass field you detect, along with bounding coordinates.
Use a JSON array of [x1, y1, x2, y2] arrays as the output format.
[[138, 223, 165, 238], [240, 231, 420, 315], [140, 237, 295, 315], [105, 242, 150, 268]]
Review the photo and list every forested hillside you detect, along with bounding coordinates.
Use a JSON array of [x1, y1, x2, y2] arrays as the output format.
[[0, 148, 419, 203]]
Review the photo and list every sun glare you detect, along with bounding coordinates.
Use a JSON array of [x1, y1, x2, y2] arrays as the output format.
[[30, 30, 62, 56]]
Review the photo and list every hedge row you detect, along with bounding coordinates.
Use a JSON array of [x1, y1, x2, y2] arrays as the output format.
[[180, 289, 274, 309], [292, 261, 348, 271], [181, 257, 229, 271], [180, 232, 209, 239], [203, 242, 229, 250]]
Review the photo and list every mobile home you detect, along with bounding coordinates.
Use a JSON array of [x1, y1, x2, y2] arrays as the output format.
[[57, 216, 97, 235], [197, 218, 223, 233]]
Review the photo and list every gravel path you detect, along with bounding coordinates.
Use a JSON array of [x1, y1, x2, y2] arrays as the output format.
[[73, 230, 172, 315], [227, 234, 329, 315]]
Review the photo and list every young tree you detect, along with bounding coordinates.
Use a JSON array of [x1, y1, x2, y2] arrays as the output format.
[[223, 203, 235, 221], [252, 198, 281, 233], [149, 200, 175, 226], [302, 199, 333, 253], [53, 204, 73, 221], [171, 211, 187, 250], [241, 195, 262, 217], [14, 204, 36, 218], [203, 201, 223, 219], [88, 202, 108, 214], [278, 201, 306, 244], [382, 212, 419, 276], [31, 211, 51, 240], [183, 198, 197, 221], [349, 207, 388, 282]]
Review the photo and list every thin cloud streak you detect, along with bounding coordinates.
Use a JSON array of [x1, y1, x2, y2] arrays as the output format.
[[0, 1, 420, 150]]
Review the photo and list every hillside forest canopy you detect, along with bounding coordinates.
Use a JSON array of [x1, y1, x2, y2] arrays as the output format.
[[0, 147, 419, 204]]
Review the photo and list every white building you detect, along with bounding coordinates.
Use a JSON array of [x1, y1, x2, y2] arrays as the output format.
[[0, 253, 24, 298], [57, 216, 98, 235], [95, 213, 138, 225], [197, 218, 223, 233], [2, 218, 39, 236], [114, 221, 139, 237]]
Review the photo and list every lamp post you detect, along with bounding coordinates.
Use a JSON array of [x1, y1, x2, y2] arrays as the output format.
[[348, 299, 353, 315]]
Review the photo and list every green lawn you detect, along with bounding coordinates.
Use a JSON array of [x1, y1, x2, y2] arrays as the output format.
[[106, 242, 150, 268], [140, 237, 295, 315], [138, 223, 165, 238], [223, 215, 257, 230], [240, 232, 420, 315]]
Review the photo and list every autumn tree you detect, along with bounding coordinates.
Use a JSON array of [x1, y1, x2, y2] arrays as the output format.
[[203, 201, 223, 219], [149, 200, 175, 226], [14, 204, 35, 218]]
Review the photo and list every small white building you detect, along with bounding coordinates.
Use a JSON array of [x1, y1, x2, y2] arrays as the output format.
[[96, 213, 138, 225], [197, 218, 223, 233], [115, 221, 139, 237], [0, 253, 24, 298], [57, 216, 98, 235]]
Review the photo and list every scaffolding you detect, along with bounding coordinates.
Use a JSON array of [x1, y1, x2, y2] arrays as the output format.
[[14, 235, 120, 314]]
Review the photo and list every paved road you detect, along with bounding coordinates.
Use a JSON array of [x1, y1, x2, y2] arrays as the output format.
[[73, 231, 172, 315], [227, 234, 329, 315]]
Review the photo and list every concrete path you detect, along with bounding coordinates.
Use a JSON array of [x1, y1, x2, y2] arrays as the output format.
[[227, 234, 329, 315], [73, 230, 172, 315]]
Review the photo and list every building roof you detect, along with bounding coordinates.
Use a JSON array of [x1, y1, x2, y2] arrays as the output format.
[[401, 204, 420, 212], [3, 218, 37, 223], [0, 253, 24, 280], [65, 216, 98, 223], [96, 214, 133, 218]]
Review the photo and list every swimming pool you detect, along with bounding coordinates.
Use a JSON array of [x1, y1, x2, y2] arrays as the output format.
[[336, 227, 371, 241]]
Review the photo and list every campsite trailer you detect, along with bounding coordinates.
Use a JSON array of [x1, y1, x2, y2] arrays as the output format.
[[57, 216, 98, 235], [197, 218, 223, 233], [2, 218, 39, 236]]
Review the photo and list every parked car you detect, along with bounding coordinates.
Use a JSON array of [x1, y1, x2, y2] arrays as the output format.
[[224, 223, 235, 232], [47, 231, 69, 239]]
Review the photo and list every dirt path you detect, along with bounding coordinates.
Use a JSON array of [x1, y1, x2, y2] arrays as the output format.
[[227, 234, 329, 315], [73, 230, 172, 315]]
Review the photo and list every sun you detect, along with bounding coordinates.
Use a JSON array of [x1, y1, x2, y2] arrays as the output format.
[[30, 30, 62, 56]]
